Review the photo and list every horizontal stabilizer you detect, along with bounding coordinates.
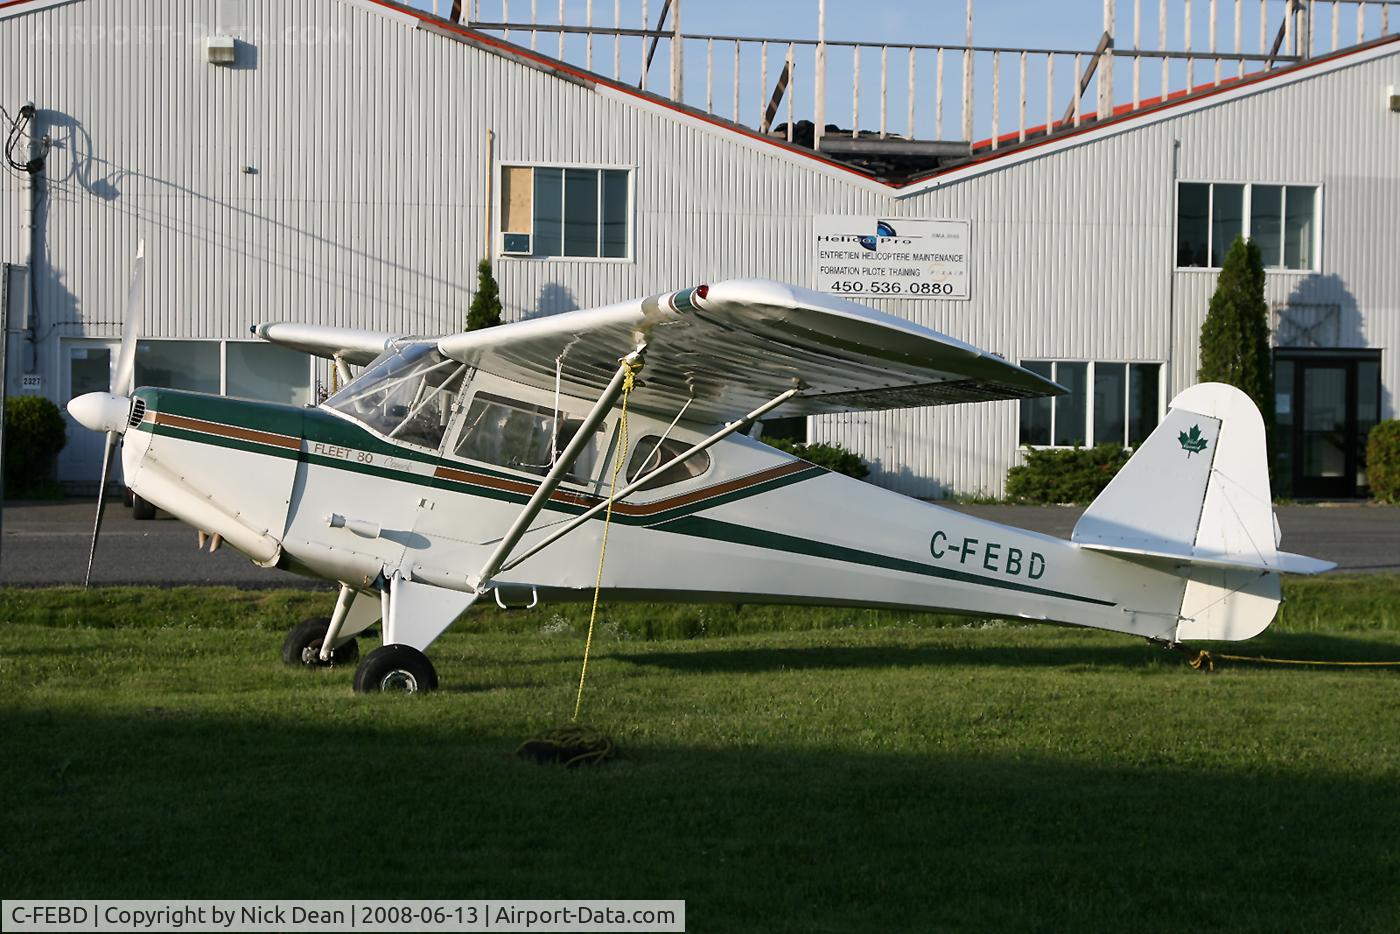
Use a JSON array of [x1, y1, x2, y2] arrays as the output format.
[[1077, 542, 1335, 575]]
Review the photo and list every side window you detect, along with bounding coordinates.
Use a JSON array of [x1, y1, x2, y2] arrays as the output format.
[[452, 392, 605, 483], [626, 436, 711, 491]]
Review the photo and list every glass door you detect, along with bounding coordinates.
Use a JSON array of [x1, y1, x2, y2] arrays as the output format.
[[58, 341, 120, 488], [1299, 366, 1348, 498], [1276, 352, 1383, 499]]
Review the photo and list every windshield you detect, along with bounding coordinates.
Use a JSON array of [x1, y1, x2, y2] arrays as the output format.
[[325, 343, 467, 451]]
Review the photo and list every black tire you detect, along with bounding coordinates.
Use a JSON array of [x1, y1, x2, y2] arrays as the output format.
[[353, 644, 438, 694], [281, 616, 360, 667], [131, 493, 156, 520]]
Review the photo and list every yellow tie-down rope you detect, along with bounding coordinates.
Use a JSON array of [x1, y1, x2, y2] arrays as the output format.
[[573, 357, 642, 721], [516, 358, 641, 767], [1186, 649, 1400, 673]]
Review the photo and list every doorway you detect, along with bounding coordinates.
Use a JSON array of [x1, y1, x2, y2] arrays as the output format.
[[58, 339, 121, 488], [1275, 351, 1381, 499]]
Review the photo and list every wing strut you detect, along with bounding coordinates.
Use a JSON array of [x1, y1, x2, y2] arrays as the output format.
[[498, 385, 801, 574], [473, 347, 646, 593]]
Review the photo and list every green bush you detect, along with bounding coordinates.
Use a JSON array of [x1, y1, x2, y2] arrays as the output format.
[[1005, 444, 1131, 504], [762, 437, 870, 480], [1366, 420, 1400, 503], [5, 396, 67, 497], [467, 258, 503, 330]]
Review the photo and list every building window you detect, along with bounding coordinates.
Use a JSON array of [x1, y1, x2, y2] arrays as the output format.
[[1176, 182, 1318, 271], [134, 340, 314, 405], [1019, 361, 1162, 448], [226, 342, 316, 407], [500, 165, 631, 259]]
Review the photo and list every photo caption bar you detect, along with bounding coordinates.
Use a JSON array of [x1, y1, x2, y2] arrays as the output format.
[[2, 900, 685, 933]]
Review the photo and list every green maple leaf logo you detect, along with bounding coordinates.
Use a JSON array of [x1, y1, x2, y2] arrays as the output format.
[[1178, 424, 1209, 456]]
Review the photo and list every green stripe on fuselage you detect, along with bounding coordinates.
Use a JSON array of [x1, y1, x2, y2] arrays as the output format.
[[651, 515, 1116, 607]]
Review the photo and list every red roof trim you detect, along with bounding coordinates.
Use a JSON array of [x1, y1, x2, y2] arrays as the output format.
[[912, 32, 1400, 184]]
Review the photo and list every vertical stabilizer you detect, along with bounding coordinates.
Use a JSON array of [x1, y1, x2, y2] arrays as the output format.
[[1072, 383, 1329, 642]]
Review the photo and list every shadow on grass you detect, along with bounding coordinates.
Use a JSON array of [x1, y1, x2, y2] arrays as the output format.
[[613, 630, 1400, 675], [1, 708, 1396, 931]]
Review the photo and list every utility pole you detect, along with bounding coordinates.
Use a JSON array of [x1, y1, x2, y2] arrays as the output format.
[[0, 264, 9, 574]]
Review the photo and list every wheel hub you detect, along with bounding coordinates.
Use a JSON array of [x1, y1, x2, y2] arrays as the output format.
[[379, 669, 418, 693]]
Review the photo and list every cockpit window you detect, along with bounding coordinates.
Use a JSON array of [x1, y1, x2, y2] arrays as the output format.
[[452, 392, 605, 483], [325, 343, 467, 451], [626, 435, 711, 490]]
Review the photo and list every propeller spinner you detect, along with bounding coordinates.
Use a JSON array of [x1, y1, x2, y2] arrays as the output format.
[[67, 240, 144, 587]]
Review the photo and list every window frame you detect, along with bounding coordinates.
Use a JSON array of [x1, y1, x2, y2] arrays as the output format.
[[442, 386, 613, 490], [1018, 359, 1166, 450], [497, 161, 636, 264], [1174, 180, 1322, 273]]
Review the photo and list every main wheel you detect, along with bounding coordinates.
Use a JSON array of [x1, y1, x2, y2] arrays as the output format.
[[353, 644, 438, 694], [131, 493, 156, 520], [281, 617, 360, 667]]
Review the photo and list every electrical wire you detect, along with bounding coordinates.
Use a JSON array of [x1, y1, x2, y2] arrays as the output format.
[[4, 103, 45, 175]]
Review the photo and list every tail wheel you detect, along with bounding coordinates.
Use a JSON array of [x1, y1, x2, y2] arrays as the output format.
[[353, 644, 438, 694], [281, 617, 360, 667]]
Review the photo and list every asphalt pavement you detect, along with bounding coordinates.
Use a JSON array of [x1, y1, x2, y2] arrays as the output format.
[[1, 498, 1396, 588]]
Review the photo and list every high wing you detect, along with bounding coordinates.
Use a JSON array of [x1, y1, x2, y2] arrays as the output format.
[[250, 322, 403, 366], [436, 279, 1061, 422]]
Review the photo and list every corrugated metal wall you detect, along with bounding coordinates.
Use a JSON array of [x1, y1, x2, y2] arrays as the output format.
[[2, 0, 1396, 494]]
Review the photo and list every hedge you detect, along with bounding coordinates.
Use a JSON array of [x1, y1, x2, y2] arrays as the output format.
[[1005, 444, 1131, 505], [1367, 420, 1400, 503]]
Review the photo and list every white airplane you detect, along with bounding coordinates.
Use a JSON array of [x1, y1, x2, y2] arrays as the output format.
[[67, 247, 1333, 693]]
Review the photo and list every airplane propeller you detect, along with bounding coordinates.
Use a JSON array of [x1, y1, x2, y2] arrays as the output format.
[[67, 240, 144, 587]]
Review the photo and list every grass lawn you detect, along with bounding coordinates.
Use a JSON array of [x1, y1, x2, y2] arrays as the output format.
[[1, 579, 1398, 931]]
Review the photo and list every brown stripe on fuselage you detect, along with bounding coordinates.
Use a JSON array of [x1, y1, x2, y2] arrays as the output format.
[[433, 464, 597, 508], [434, 458, 812, 517], [153, 412, 302, 450]]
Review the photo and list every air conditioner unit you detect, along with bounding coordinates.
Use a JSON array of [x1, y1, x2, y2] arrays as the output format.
[[205, 35, 237, 66]]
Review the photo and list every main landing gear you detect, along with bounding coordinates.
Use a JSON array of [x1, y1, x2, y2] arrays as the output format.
[[278, 582, 443, 694], [281, 617, 360, 667], [352, 644, 438, 694]]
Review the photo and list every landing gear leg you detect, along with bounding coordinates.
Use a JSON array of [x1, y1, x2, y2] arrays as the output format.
[[281, 617, 360, 667], [317, 584, 357, 662], [350, 572, 476, 693]]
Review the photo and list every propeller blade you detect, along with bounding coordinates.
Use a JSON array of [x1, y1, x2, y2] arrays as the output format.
[[111, 239, 145, 397], [83, 430, 119, 588]]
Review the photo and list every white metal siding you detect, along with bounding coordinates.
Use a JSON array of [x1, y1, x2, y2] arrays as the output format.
[[2, 0, 1397, 493]]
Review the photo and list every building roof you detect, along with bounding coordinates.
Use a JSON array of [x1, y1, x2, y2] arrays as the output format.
[[7, 0, 1398, 196]]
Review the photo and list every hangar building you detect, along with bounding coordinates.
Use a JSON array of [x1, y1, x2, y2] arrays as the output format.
[[2, 0, 1397, 498]]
